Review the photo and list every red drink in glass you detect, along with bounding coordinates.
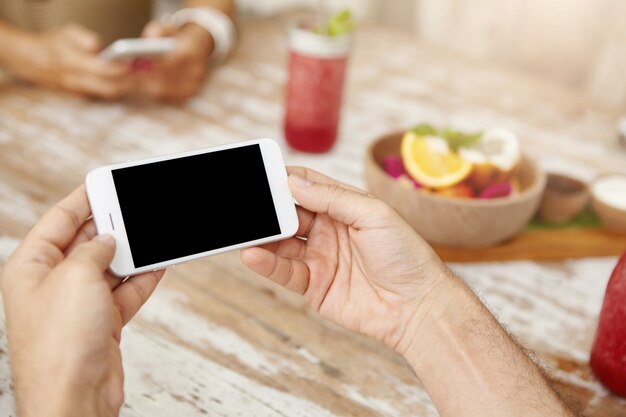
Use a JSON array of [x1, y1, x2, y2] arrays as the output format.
[[283, 19, 352, 153]]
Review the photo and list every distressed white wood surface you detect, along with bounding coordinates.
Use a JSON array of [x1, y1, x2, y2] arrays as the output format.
[[1, 15, 626, 417]]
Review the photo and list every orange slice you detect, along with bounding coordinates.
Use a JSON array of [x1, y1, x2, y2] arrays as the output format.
[[401, 131, 472, 189]]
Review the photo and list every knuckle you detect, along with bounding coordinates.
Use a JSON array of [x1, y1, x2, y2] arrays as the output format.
[[371, 197, 391, 213], [326, 183, 346, 198], [62, 259, 93, 280], [54, 204, 82, 231]]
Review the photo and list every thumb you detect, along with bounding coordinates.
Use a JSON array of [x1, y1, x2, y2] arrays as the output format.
[[142, 20, 168, 38], [63, 23, 103, 52], [64, 234, 116, 274], [288, 174, 380, 228]]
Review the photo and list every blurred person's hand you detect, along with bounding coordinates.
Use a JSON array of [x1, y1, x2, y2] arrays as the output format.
[[241, 166, 448, 351], [134, 21, 214, 102], [1, 186, 164, 417], [3, 23, 133, 99]]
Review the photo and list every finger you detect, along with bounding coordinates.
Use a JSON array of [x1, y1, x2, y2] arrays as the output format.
[[142, 20, 176, 38], [64, 219, 97, 254], [112, 270, 165, 325], [1, 186, 92, 289], [16, 186, 91, 262], [62, 221, 122, 289], [62, 23, 103, 52], [152, 34, 202, 69], [257, 237, 306, 260], [287, 166, 367, 195], [288, 174, 384, 229], [141, 20, 166, 38], [295, 205, 316, 237], [104, 270, 125, 291], [240, 247, 310, 294], [59, 234, 116, 280], [63, 48, 131, 80], [64, 72, 133, 100]]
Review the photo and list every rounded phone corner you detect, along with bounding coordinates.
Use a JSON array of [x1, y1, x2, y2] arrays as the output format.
[[108, 262, 131, 279], [285, 210, 300, 238], [257, 137, 280, 150], [85, 166, 106, 187]]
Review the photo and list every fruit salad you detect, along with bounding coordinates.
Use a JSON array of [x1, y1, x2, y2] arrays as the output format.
[[384, 124, 522, 199]]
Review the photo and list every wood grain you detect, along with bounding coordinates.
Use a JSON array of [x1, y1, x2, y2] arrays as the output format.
[[433, 228, 626, 263], [1, 14, 626, 417]]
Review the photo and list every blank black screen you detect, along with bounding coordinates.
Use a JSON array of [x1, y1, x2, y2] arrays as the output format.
[[112, 145, 281, 268]]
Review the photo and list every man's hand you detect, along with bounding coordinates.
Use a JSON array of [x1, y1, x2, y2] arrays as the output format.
[[241, 166, 448, 350], [241, 167, 577, 417], [0, 186, 164, 417], [2, 23, 133, 99], [134, 20, 214, 101]]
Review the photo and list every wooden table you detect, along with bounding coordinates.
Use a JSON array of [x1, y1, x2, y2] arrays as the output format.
[[1, 15, 626, 417]]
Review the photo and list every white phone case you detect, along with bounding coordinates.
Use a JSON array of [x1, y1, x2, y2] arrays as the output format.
[[86, 139, 299, 277], [99, 37, 177, 61]]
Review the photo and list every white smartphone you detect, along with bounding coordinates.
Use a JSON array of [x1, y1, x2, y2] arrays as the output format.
[[99, 37, 176, 61], [86, 139, 299, 277]]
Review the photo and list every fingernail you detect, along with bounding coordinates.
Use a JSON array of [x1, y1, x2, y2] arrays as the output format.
[[289, 174, 312, 188], [93, 234, 115, 246]]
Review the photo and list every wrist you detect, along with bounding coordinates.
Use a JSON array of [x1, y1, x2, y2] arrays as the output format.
[[393, 267, 474, 362], [179, 23, 215, 58], [16, 379, 90, 417], [0, 24, 37, 74], [167, 7, 236, 64], [13, 360, 99, 417]]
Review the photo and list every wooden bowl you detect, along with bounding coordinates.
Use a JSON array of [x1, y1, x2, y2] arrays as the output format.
[[538, 173, 590, 224], [364, 132, 547, 248], [591, 174, 626, 235]]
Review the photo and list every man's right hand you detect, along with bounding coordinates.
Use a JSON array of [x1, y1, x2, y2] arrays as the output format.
[[240, 166, 449, 352], [241, 166, 577, 417], [1, 23, 133, 100]]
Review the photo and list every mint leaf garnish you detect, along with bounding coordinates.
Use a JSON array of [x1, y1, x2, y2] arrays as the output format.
[[410, 124, 482, 151], [441, 129, 482, 150], [411, 123, 438, 136], [315, 9, 355, 36]]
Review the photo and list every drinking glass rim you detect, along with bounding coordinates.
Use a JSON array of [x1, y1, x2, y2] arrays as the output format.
[[287, 15, 353, 57]]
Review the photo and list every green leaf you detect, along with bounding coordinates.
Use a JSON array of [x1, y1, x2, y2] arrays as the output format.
[[526, 208, 602, 230], [441, 128, 482, 151], [316, 9, 355, 37], [411, 123, 438, 136]]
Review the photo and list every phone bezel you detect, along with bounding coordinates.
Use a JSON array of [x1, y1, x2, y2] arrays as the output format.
[[99, 37, 177, 61], [85, 139, 299, 277]]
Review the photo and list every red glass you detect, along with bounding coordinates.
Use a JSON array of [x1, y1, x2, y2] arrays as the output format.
[[283, 20, 352, 153], [284, 52, 348, 153], [590, 252, 626, 397]]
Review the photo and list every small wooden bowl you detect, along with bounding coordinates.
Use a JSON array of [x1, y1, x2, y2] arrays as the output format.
[[538, 173, 590, 224], [591, 174, 626, 235], [364, 132, 547, 248]]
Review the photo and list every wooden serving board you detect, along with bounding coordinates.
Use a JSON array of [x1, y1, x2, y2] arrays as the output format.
[[433, 227, 626, 262]]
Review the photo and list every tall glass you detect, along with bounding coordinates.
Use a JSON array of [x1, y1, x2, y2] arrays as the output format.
[[283, 18, 353, 153]]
